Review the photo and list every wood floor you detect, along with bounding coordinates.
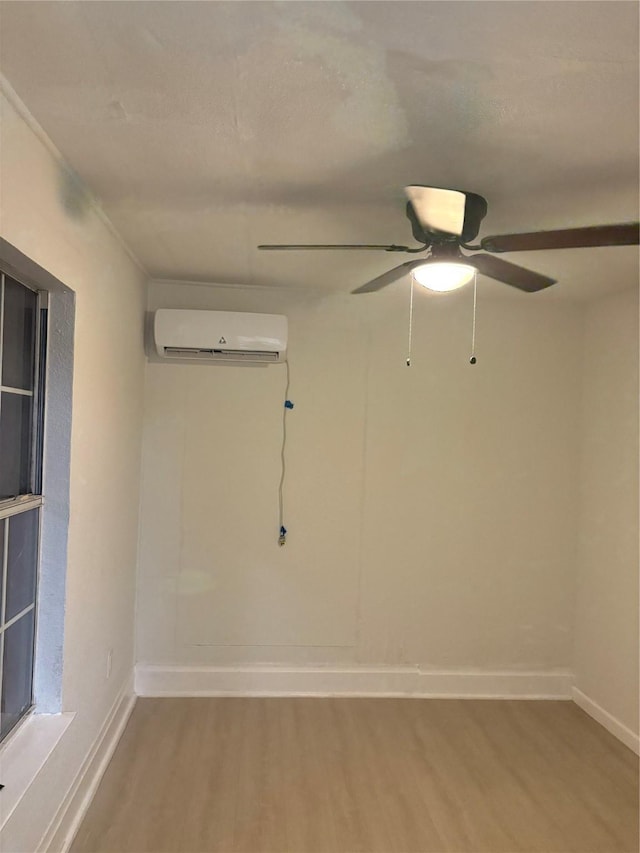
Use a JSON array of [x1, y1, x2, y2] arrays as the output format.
[[71, 697, 639, 853]]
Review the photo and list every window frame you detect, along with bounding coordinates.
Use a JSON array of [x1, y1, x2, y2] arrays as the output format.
[[0, 237, 75, 736], [0, 270, 48, 744]]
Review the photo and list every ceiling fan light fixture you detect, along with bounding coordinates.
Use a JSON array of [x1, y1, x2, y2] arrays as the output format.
[[412, 261, 475, 292]]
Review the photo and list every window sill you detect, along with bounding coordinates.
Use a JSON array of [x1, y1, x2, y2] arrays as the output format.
[[0, 711, 75, 830]]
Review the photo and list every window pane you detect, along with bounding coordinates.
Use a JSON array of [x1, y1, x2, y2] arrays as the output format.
[[0, 392, 33, 498], [5, 509, 39, 622], [1, 609, 35, 739], [1, 277, 36, 391]]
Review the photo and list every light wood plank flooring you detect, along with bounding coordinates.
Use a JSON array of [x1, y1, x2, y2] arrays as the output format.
[[71, 698, 639, 853]]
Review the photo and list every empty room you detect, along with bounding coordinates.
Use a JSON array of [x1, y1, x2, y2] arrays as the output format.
[[0, 2, 638, 852]]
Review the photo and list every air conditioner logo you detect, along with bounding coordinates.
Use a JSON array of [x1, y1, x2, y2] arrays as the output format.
[[219, 336, 226, 345]]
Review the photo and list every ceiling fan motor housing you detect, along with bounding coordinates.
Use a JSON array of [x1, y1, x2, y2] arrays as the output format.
[[429, 242, 466, 261]]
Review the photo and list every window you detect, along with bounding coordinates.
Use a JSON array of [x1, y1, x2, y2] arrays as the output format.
[[0, 273, 47, 743]]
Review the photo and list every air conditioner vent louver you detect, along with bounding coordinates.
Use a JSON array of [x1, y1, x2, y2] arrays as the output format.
[[153, 310, 287, 364], [163, 347, 280, 362]]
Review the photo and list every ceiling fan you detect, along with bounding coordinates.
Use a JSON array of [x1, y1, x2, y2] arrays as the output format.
[[258, 186, 639, 294]]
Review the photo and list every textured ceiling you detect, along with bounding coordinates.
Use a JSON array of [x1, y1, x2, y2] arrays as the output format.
[[0, 1, 638, 298]]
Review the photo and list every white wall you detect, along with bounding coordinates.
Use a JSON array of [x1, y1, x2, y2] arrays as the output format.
[[574, 286, 639, 737], [137, 279, 583, 688], [0, 87, 146, 850]]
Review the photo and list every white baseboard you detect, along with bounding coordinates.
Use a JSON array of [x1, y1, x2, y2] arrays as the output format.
[[135, 663, 573, 700], [572, 687, 639, 755], [38, 675, 136, 853]]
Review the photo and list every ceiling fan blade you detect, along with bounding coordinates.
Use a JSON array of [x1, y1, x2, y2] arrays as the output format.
[[258, 243, 416, 252], [404, 186, 466, 237], [470, 254, 556, 292], [352, 260, 424, 294], [481, 223, 640, 253]]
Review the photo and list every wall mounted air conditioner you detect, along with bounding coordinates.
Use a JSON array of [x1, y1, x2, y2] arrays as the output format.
[[153, 309, 288, 363]]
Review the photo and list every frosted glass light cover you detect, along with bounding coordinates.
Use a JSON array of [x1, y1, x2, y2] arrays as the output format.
[[412, 262, 475, 292]]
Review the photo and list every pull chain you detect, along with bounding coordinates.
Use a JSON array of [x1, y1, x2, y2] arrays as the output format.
[[278, 360, 292, 546], [469, 271, 478, 365], [407, 276, 415, 367]]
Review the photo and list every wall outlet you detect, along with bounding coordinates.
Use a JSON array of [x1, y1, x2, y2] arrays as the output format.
[[106, 648, 113, 679]]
